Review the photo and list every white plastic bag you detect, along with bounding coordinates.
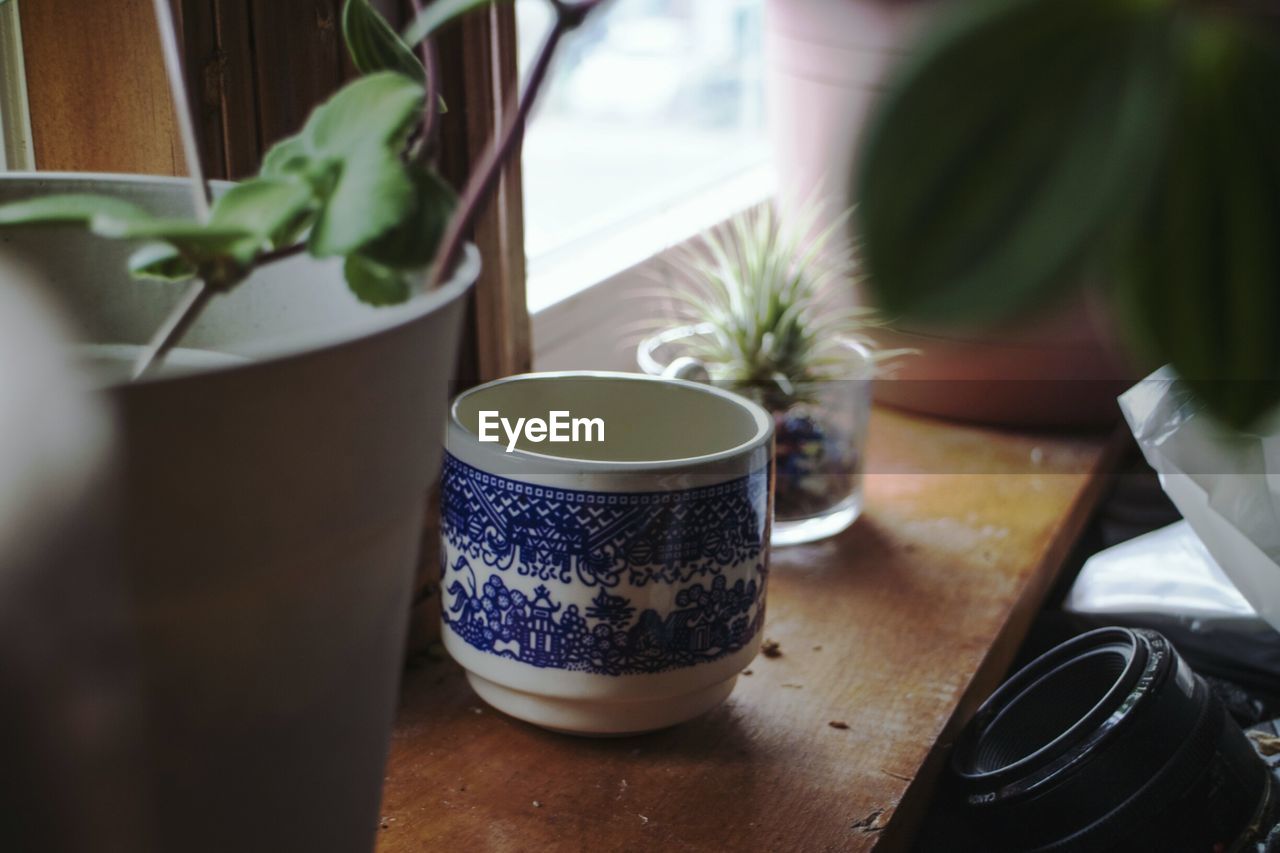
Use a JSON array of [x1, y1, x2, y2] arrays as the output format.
[[1120, 369, 1280, 632], [1065, 520, 1255, 619], [1065, 521, 1280, 689]]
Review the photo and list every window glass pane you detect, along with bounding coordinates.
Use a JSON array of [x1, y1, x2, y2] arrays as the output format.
[[517, 0, 768, 269]]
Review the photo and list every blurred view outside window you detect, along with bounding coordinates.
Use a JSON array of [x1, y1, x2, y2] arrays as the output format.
[[518, 0, 769, 300]]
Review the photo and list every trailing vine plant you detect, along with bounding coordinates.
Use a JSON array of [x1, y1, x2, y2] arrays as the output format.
[[0, 0, 604, 373], [853, 0, 1280, 428]]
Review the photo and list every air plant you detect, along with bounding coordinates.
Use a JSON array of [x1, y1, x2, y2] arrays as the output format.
[[650, 201, 911, 529], [662, 202, 907, 411]]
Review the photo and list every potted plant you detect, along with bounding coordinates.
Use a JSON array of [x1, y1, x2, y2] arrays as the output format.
[[763, 0, 1136, 427], [852, 0, 1280, 432], [851, 0, 1280, 642], [0, 1, 602, 851], [638, 203, 907, 545]]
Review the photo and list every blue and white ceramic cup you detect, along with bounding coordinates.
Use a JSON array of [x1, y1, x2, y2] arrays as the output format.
[[441, 372, 773, 734]]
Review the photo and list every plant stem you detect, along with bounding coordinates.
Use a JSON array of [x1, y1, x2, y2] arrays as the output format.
[[410, 0, 442, 159], [257, 242, 309, 266], [428, 0, 604, 289], [130, 281, 215, 381]]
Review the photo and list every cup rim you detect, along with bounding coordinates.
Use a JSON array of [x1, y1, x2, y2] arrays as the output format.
[[449, 370, 773, 472]]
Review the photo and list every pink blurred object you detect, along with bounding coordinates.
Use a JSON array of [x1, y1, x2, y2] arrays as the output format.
[[764, 0, 1138, 427]]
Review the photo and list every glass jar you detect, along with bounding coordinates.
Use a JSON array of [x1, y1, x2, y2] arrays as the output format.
[[639, 324, 872, 545]]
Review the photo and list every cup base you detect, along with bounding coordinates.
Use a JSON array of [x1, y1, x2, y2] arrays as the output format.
[[772, 496, 862, 546], [464, 671, 739, 736]]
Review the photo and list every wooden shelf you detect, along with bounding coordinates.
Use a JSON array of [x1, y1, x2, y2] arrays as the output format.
[[378, 408, 1121, 851]]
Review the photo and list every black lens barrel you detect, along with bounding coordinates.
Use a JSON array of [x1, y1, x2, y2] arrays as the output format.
[[952, 627, 1272, 852]]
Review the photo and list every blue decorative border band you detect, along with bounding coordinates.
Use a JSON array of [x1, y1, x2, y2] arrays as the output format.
[[443, 555, 765, 676], [440, 453, 769, 587]]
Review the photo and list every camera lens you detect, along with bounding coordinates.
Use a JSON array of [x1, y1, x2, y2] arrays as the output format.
[[952, 627, 1274, 852]]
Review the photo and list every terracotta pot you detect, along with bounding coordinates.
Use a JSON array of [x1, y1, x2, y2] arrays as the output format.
[[0, 173, 477, 853], [764, 0, 1137, 427]]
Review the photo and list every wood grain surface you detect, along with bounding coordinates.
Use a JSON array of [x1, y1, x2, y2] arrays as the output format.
[[21, 0, 183, 175], [378, 408, 1121, 852], [431, 3, 531, 383], [247, 0, 347, 155], [177, 0, 262, 180]]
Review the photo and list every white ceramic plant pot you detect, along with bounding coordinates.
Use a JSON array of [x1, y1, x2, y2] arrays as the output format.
[[441, 373, 773, 735], [0, 174, 478, 853]]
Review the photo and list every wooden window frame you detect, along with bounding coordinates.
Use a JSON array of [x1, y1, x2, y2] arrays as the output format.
[[432, 2, 530, 381], [0, 0, 34, 171]]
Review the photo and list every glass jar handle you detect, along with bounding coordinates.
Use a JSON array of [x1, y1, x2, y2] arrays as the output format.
[[663, 356, 711, 383]]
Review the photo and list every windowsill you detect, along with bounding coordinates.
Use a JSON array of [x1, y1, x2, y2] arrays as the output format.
[[388, 411, 1121, 851], [528, 165, 774, 374], [527, 163, 775, 316]]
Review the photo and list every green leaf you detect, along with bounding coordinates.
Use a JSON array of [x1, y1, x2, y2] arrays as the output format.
[[260, 72, 422, 186], [309, 144, 415, 257], [260, 134, 311, 178], [128, 243, 197, 281], [360, 165, 455, 268], [212, 177, 311, 232], [343, 0, 426, 82], [0, 193, 149, 229], [0, 190, 262, 284], [255, 73, 424, 257], [94, 216, 258, 287], [304, 71, 423, 157], [344, 253, 413, 306], [210, 176, 316, 252], [1118, 19, 1280, 428], [90, 216, 252, 254], [855, 0, 1175, 325], [403, 0, 502, 48]]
